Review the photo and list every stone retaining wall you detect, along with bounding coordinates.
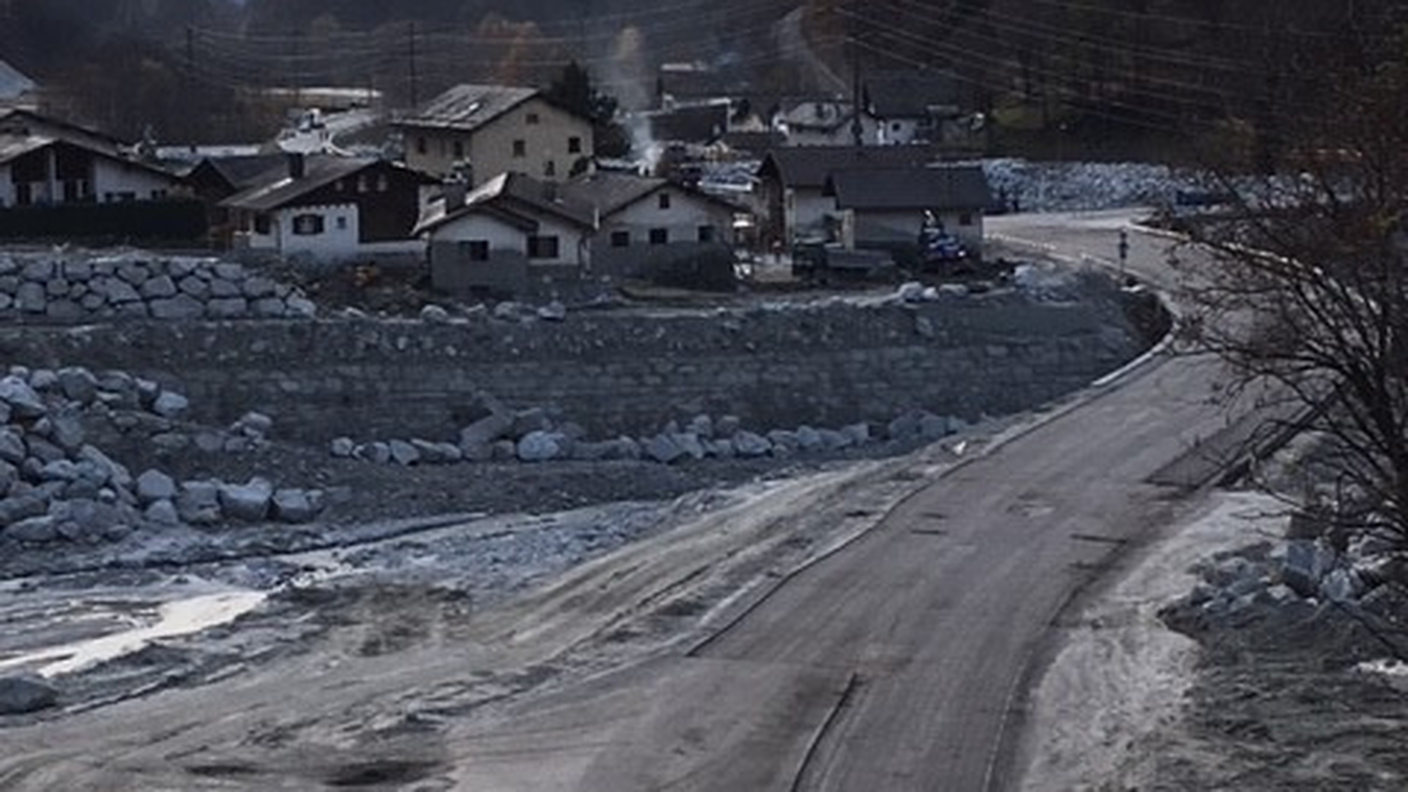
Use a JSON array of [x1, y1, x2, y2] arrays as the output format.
[[0, 293, 1148, 444]]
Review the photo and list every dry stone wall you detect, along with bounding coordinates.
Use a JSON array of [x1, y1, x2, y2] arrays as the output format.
[[0, 289, 1149, 445]]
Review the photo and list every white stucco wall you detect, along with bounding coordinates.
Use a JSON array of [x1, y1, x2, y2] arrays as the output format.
[[404, 97, 594, 183], [92, 160, 178, 202], [432, 210, 589, 266], [790, 188, 839, 241], [600, 186, 733, 247]]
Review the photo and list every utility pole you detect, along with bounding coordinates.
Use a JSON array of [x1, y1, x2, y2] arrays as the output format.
[[408, 22, 420, 108], [849, 0, 864, 148]]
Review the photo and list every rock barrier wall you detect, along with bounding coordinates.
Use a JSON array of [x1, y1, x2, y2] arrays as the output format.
[[1, 295, 1147, 444]]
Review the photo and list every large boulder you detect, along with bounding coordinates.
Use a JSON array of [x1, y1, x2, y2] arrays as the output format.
[[516, 431, 565, 463], [271, 489, 320, 524], [0, 676, 57, 715], [733, 431, 772, 458], [0, 376, 46, 419], [151, 391, 190, 419], [645, 433, 686, 464], [388, 440, 421, 466], [176, 480, 222, 525], [218, 477, 274, 522], [135, 469, 178, 504]]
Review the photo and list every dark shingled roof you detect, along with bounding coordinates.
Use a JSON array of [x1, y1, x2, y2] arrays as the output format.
[[644, 104, 729, 145], [416, 172, 598, 235], [221, 155, 376, 212], [864, 72, 964, 119], [564, 172, 665, 215], [190, 154, 291, 191], [395, 84, 540, 132], [758, 145, 935, 189], [825, 165, 992, 211]]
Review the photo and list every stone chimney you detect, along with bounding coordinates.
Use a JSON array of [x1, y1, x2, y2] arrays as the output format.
[[287, 152, 306, 179]]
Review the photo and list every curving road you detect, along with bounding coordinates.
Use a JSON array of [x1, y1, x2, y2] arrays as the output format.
[[0, 213, 1256, 791]]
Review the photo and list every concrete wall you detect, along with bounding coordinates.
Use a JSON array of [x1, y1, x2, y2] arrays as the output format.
[[2, 295, 1147, 444]]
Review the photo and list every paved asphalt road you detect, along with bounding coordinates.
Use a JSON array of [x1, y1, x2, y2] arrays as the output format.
[[438, 213, 1253, 791], [0, 213, 1255, 791]]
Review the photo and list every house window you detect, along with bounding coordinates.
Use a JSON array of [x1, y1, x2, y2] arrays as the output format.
[[958, 212, 974, 226], [512, 139, 526, 158], [527, 235, 560, 259], [292, 213, 325, 235], [658, 193, 671, 210], [610, 230, 630, 248], [253, 214, 271, 234], [544, 160, 556, 177], [697, 225, 715, 243], [105, 191, 137, 203], [453, 140, 464, 159], [336, 216, 348, 231], [526, 112, 540, 125], [335, 180, 345, 192], [568, 136, 582, 154], [376, 174, 388, 192], [15, 183, 31, 206], [649, 228, 669, 245], [151, 189, 167, 200], [416, 137, 427, 155], [357, 175, 369, 193], [459, 240, 489, 261]]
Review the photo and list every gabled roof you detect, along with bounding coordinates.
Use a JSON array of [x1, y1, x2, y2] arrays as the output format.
[[758, 145, 935, 189], [220, 155, 431, 212], [644, 103, 729, 145], [394, 84, 544, 132], [0, 124, 177, 181], [564, 171, 739, 218], [415, 172, 597, 236], [0, 108, 128, 158], [187, 154, 290, 192], [0, 59, 36, 101], [824, 165, 992, 212], [0, 133, 55, 165], [864, 72, 963, 118]]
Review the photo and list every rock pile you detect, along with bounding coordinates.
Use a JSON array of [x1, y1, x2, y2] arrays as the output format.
[[330, 395, 968, 468], [982, 159, 1194, 213], [0, 252, 316, 322], [0, 365, 325, 553], [1162, 515, 1408, 654]]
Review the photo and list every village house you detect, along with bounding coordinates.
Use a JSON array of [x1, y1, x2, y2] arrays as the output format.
[[0, 108, 182, 208], [863, 71, 973, 147], [222, 153, 436, 265], [393, 84, 594, 184], [824, 165, 992, 257], [415, 171, 597, 297], [570, 171, 738, 279], [754, 145, 936, 248]]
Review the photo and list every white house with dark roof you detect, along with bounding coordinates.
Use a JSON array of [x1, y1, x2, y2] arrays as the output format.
[[0, 108, 181, 208], [415, 171, 598, 296], [569, 172, 738, 278], [222, 154, 436, 264], [823, 165, 992, 256], [393, 84, 594, 184]]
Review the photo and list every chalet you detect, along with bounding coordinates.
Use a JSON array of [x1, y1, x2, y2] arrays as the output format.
[[568, 172, 738, 279], [222, 154, 436, 265], [755, 145, 935, 247], [0, 109, 182, 208], [393, 84, 594, 183], [863, 72, 970, 146], [824, 165, 992, 256], [415, 172, 597, 296]]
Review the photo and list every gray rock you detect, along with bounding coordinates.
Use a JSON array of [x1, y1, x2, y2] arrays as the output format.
[[151, 391, 190, 419], [767, 430, 800, 455], [149, 294, 205, 320], [356, 442, 392, 465], [1282, 540, 1334, 597], [177, 275, 210, 299], [512, 408, 554, 437], [102, 278, 142, 304], [208, 277, 242, 298], [153, 433, 190, 452], [1320, 568, 1364, 603], [252, 298, 287, 317], [117, 262, 150, 285], [272, 489, 319, 523], [674, 433, 706, 460], [818, 429, 852, 450], [135, 469, 178, 504], [460, 412, 514, 448], [645, 433, 686, 464], [143, 498, 180, 526], [704, 438, 737, 459], [218, 477, 274, 522], [45, 300, 82, 321], [888, 411, 923, 440], [232, 412, 273, 437], [7, 515, 57, 543], [0, 676, 58, 715], [57, 367, 98, 404], [176, 480, 222, 525], [214, 262, 245, 281], [206, 297, 248, 318], [0, 428, 25, 465], [48, 412, 84, 452], [193, 431, 225, 453], [44, 277, 69, 298], [411, 439, 461, 464], [0, 461, 15, 498], [460, 440, 494, 463], [420, 304, 451, 323], [242, 276, 278, 298], [796, 426, 825, 453], [388, 439, 421, 466], [25, 436, 65, 465], [51, 498, 124, 542], [15, 281, 46, 313], [919, 413, 953, 441], [329, 437, 356, 458], [285, 296, 316, 318], [715, 415, 743, 438], [733, 431, 772, 458], [517, 431, 564, 463], [491, 440, 517, 461], [79, 445, 131, 490], [39, 459, 80, 482], [63, 260, 93, 281], [27, 369, 57, 391], [21, 259, 55, 281], [0, 375, 46, 419], [687, 414, 714, 439], [0, 494, 47, 527], [537, 301, 567, 321], [140, 275, 177, 299]]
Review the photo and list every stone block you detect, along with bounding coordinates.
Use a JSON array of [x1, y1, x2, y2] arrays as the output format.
[[388, 439, 420, 466], [517, 431, 565, 462], [15, 281, 45, 313], [135, 469, 178, 504], [218, 477, 274, 522], [272, 489, 319, 523], [149, 294, 205, 320], [57, 367, 98, 404], [733, 431, 772, 458], [140, 275, 178, 299], [176, 480, 222, 525], [207, 297, 248, 317]]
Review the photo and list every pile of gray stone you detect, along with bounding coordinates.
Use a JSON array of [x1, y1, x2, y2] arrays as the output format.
[[330, 395, 968, 467], [1163, 512, 1408, 649], [0, 365, 325, 552], [0, 252, 316, 322]]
